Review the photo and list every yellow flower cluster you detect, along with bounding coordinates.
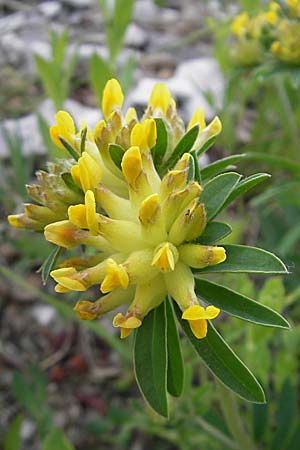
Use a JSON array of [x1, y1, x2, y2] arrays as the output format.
[[230, 1, 300, 66], [9, 79, 225, 340]]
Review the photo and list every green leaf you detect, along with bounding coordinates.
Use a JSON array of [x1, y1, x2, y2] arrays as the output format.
[[174, 304, 265, 403], [109, 144, 124, 170], [252, 403, 268, 444], [271, 379, 295, 450], [201, 154, 246, 180], [197, 221, 232, 244], [200, 172, 241, 221], [151, 118, 168, 167], [38, 246, 63, 285], [88, 53, 112, 107], [245, 152, 300, 174], [119, 55, 136, 94], [59, 137, 79, 161], [42, 428, 75, 450], [191, 150, 201, 183], [80, 127, 87, 153], [4, 414, 23, 450], [194, 279, 290, 329], [134, 302, 168, 417], [197, 135, 216, 156], [196, 244, 289, 274], [166, 298, 184, 397], [61, 172, 83, 195], [187, 153, 195, 182], [161, 125, 199, 173], [223, 173, 271, 207]]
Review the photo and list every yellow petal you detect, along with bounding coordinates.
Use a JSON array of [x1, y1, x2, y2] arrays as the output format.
[[73, 300, 99, 320], [112, 312, 142, 329], [139, 194, 160, 225], [100, 258, 129, 293], [152, 242, 178, 272], [187, 108, 206, 131], [85, 190, 98, 235], [121, 146, 143, 187], [50, 267, 87, 291], [102, 78, 124, 119], [68, 204, 88, 229], [55, 110, 75, 136], [189, 318, 208, 339], [78, 151, 102, 192], [149, 83, 176, 113], [182, 304, 220, 320], [49, 125, 65, 150], [130, 119, 157, 151]]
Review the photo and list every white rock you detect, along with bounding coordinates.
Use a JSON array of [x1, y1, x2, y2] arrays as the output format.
[[134, 0, 179, 26], [170, 57, 224, 119], [125, 58, 224, 122], [0, 33, 26, 66], [124, 23, 148, 49], [0, 99, 100, 158], [38, 1, 62, 19], [0, 12, 26, 34], [31, 305, 57, 326], [21, 419, 36, 440]]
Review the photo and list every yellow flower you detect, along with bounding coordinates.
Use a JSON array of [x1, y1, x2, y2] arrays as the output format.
[[182, 305, 220, 338], [9, 79, 227, 340]]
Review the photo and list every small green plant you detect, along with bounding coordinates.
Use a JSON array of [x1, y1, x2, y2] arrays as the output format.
[[34, 29, 78, 110], [2, 367, 75, 450], [89, 0, 135, 106], [8, 79, 290, 421]]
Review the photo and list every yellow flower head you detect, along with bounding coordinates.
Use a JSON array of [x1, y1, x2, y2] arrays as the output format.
[[9, 78, 227, 341]]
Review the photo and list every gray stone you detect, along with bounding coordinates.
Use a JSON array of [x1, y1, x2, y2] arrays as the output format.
[[31, 305, 57, 326], [126, 57, 224, 123], [0, 99, 100, 158], [0, 33, 26, 67], [169, 57, 224, 120], [0, 12, 26, 34], [134, 0, 179, 27], [37, 1, 62, 19], [124, 23, 148, 49]]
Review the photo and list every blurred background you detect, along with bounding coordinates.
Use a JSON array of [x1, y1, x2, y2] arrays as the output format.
[[0, 1, 300, 449]]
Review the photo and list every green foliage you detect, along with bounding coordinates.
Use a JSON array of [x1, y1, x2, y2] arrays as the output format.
[[34, 29, 78, 109], [89, 0, 135, 104], [3, 414, 23, 450], [134, 302, 168, 417], [198, 244, 288, 274], [12, 367, 52, 440], [42, 429, 75, 450]]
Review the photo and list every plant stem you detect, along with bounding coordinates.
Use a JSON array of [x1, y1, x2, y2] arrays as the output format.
[[274, 77, 299, 159], [216, 381, 257, 450]]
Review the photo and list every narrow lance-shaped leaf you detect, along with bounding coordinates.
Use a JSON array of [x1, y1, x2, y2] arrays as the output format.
[[200, 172, 241, 221], [174, 303, 265, 403], [197, 221, 232, 245], [161, 125, 199, 174], [194, 278, 290, 329], [151, 118, 168, 166], [196, 244, 289, 274], [223, 173, 271, 208], [134, 302, 168, 417], [38, 246, 63, 285], [201, 154, 246, 180], [109, 144, 124, 170], [166, 298, 184, 397]]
